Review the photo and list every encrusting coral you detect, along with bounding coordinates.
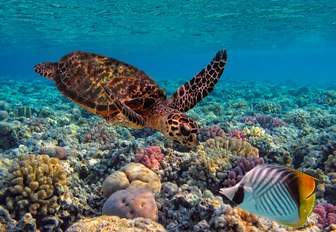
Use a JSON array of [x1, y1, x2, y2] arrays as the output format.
[[102, 162, 161, 198], [66, 215, 166, 232], [102, 188, 158, 221], [0, 155, 69, 222]]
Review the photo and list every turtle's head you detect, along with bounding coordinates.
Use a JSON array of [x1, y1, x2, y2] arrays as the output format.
[[164, 112, 199, 147], [34, 62, 57, 80]]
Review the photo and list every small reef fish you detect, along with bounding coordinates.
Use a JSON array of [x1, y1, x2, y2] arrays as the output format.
[[220, 164, 316, 227]]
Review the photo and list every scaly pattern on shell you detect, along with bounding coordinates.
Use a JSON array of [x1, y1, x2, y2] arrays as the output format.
[[54, 51, 165, 118]]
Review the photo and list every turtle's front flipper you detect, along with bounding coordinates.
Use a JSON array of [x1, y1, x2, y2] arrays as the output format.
[[102, 84, 145, 129], [167, 49, 228, 112]]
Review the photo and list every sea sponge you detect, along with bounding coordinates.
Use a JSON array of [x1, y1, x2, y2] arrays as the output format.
[[0, 155, 69, 221], [66, 215, 166, 232], [102, 188, 158, 221], [102, 163, 161, 198]]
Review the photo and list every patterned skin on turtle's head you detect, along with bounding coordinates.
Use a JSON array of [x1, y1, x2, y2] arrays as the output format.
[[34, 62, 57, 79], [164, 112, 199, 147]]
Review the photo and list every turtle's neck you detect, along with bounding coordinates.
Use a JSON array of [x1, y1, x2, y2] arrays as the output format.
[[142, 101, 176, 133]]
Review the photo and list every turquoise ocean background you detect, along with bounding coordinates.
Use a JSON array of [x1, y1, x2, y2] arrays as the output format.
[[1, 0, 335, 84]]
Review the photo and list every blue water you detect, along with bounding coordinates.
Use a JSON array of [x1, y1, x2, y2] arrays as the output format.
[[0, 0, 336, 84]]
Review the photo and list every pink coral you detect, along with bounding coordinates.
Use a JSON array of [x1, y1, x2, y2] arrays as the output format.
[[226, 129, 246, 141], [314, 203, 336, 229], [134, 146, 164, 170]]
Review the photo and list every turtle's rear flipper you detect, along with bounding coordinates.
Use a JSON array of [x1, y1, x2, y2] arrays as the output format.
[[102, 84, 145, 129], [167, 49, 228, 112]]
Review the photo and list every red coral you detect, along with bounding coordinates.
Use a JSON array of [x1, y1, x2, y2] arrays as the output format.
[[314, 203, 336, 229], [226, 129, 247, 141], [134, 146, 164, 170]]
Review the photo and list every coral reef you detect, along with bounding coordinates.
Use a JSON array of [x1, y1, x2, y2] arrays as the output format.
[[66, 215, 166, 232], [0, 155, 69, 225], [226, 129, 246, 141], [83, 125, 116, 146], [102, 162, 161, 198], [242, 115, 288, 130], [0, 122, 19, 150], [134, 146, 164, 170], [1, 79, 336, 231], [243, 126, 265, 137], [314, 203, 336, 229], [39, 145, 70, 159], [102, 188, 158, 221], [198, 124, 225, 142], [222, 156, 264, 188]]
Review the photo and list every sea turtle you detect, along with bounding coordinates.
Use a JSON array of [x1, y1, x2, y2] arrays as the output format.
[[34, 49, 227, 147]]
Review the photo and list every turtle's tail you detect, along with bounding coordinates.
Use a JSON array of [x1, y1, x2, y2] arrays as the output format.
[[34, 62, 57, 79]]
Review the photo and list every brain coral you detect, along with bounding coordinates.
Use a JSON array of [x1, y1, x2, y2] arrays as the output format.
[[102, 188, 158, 221], [66, 215, 166, 232], [0, 155, 69, 221], [102, 163, 161, 198]]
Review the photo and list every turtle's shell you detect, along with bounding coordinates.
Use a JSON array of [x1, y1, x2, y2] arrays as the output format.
[[53, 51, 166, 117]]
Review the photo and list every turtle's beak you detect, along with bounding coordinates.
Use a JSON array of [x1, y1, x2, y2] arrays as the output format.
[[34, 62, 56, 80]]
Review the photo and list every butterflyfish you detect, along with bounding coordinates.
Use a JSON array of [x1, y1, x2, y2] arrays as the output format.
[[219, 164, 316, 227]]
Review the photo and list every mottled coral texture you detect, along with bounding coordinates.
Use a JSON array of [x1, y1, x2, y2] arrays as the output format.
[[102, 163, 161, 198], [135, 146, 164, 170], [83, 125, 115, 145], [39, 145, 69, 159], [314, 203, 336, 229], [198, 124, 225, 142], [226, 129, 246, 141], [222, 156, 264, 188], [242, 115, 288, 129], [0, 155, 69, 221], [66, 215, 166, 232], [102, 188, 158, 221]]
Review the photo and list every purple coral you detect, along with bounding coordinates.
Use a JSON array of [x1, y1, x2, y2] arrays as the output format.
[[135, 146, 164, 170], [226, 130, 247, 141], [242, 115, 288, 129], [222, 156, 264, 188], [314, 203, 336, 229], [198, 124, 225, 142]]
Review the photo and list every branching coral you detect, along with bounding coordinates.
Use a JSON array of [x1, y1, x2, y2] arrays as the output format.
[[0, 155, 69, 222]]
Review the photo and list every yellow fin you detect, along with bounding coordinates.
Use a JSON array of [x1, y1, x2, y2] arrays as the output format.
[[286, 168, 317, 227]]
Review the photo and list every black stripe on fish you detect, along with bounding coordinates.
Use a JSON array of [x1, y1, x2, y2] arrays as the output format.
[[232, 185, 245, 205], [274, 182, 293, 214], [269, 186, 285, 216], [284, 174, 300, 209]]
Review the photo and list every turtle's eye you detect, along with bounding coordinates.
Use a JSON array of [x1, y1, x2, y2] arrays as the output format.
[[180, 124, 191, 136]]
